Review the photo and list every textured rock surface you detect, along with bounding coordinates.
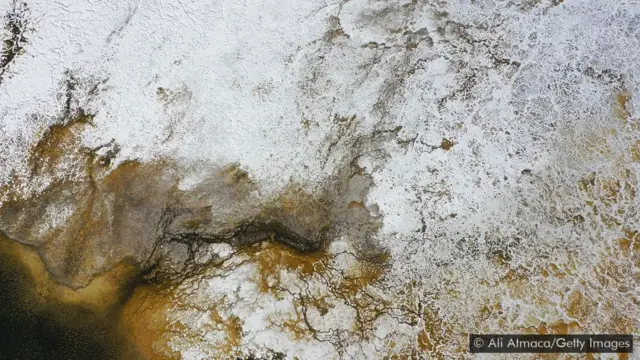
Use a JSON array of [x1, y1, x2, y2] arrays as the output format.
[[1, 0, 640, 359]]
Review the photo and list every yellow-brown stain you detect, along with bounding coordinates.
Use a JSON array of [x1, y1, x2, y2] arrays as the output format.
[[119, 285, 181, 360], [245, 241, 328, 294], [0, 232, 144, 359], [348, 200, 367, 209], [565, 290, 595, 321], [219, 163, 251, 184], [338, 256, 388, 297], [631, 140, 640, 162], [28, 110, 93, 175], [242, 239, 393, 342], [0, 117, 185, 359], [498, 223, 640, 341], [415, 305, 458, 360], [279, 306, 315, 341], [534, 321, 581, 335], [579, 172, 624, 207], [266, 185, 333, 235], [0, 104, 390, 357], [440, 138, 455, 151], [614, 92, 632, 121], [1, 134, 180, 286], [416, 309, 441, 353], [0, 233, 137, 313], [8, 85, 640, 358], [209, 307, 243, 354], [225, 315, 243, 347], [618, 230, 639, 255]]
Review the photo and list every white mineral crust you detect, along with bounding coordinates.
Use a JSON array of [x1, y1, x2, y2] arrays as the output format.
[[1, 0, 639, 359]]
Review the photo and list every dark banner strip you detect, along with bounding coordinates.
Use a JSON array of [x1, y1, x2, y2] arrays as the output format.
[[469, 334, 633, 353]]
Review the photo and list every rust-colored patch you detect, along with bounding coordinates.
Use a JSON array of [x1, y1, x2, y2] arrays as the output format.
[[119, 285, 181, 360], [244, 239, 391, 342], [566, 290, 595, 321], [535, 321, 581, 335], [618, 230, 639, 255], [415, 306, 452, 360], [440, 138, 455, 151], [338, 256, 388, 297], [224, 315, 243, 348], [280, 308, 315, 341], [246, 241, 328, 294], [28, 110, 93, 175], [208, 307, 244, 355]]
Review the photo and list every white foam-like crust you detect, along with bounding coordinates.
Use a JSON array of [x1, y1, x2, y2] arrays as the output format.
[[2, 0, 640, 358]]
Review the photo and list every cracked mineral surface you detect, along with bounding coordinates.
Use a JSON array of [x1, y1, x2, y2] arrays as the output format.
[[1, 0, 640, 359]]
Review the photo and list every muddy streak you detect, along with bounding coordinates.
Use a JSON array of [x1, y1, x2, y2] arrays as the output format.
[[0, 232, 142, 360]]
